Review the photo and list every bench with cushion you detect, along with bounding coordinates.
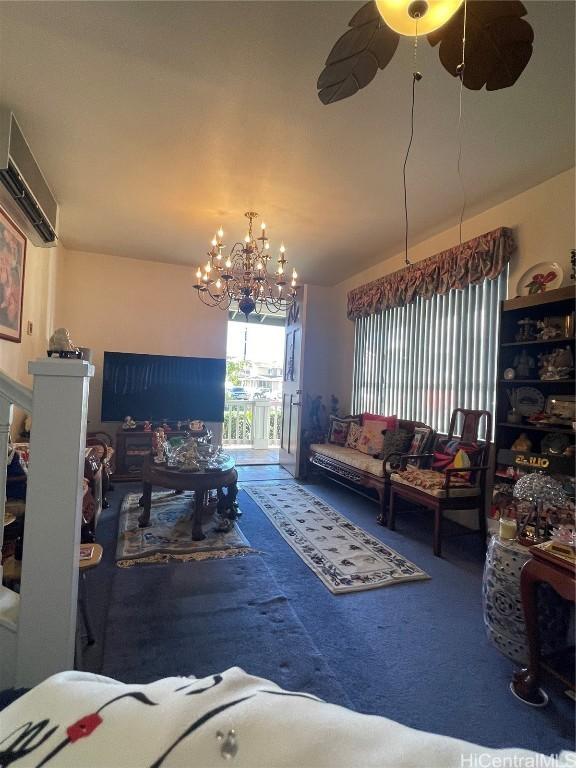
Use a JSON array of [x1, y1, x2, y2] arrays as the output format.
[[308, 413, 434, 525]]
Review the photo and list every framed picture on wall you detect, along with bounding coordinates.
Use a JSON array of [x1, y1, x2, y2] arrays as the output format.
[[0, 206, 26, 343]]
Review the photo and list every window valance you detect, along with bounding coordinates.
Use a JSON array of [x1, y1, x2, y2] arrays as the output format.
[[347, 226, 516, 320]]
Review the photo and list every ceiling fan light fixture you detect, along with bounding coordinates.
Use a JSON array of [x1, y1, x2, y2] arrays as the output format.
[[375, 0, 463, 36]]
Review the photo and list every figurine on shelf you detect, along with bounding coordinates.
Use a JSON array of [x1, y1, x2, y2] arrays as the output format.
[[515, 317, 537, 342], [511, 433, 532, 452], [535, 318, 563, 340], [513, 472, 568, 546], [538, 346, 574, 380], [152, 427, 168, 463], [47, 327, 81, 359], [122, 416, 137, 430], [143, 421, 152, 432], [549, 525, 576, 557], [513, 349, 535, 379]]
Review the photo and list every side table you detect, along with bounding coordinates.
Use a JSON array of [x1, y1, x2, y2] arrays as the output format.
[[139, 454, 238, 541], [511, 543, 575, 707]]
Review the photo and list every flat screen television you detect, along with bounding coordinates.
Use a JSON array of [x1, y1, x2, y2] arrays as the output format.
[[101, 352, 226, 422]]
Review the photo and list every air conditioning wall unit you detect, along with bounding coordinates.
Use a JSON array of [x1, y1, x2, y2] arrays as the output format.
[[0, 109, 58, 247]]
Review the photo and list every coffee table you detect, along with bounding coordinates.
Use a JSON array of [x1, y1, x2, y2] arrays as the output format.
[[138, 453, 238, 541]]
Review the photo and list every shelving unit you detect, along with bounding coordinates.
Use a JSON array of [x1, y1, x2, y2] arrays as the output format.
[[494, 285, 575, 485]]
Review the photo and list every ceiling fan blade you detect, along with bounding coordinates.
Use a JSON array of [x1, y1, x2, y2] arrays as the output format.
[[348, 1, 382, 27], [318, 52, 379, 104], [428, 1, 533, 91], [318, 1, 399, 105]]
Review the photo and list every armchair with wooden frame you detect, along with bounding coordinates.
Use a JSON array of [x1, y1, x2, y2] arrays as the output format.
[[86, 431, 115, 509], [388, 409, 492, 557]]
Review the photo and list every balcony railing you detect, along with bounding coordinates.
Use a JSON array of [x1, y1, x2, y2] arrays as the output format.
[[223, 399, 281, 448]]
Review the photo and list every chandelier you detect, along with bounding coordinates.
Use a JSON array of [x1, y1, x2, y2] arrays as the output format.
[[193, 211, 299, 319]]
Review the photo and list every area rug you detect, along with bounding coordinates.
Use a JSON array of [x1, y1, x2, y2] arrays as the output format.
[[243, 483, 429, 594], [116, 490, 256, 567]]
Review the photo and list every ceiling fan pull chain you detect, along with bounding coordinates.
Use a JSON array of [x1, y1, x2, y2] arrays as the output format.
[[412, 16, 422, 81]]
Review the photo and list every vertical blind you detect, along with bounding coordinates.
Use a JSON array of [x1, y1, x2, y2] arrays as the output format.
[[351, 270, 508, 436]]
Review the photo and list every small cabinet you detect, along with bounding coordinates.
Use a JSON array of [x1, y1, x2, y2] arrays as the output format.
[[113, 429, 188, 480]]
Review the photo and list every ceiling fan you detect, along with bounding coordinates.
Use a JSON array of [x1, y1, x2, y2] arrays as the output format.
[[317, 0, 534, 104]]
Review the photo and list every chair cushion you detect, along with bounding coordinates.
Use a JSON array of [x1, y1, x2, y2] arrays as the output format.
[[310, 444, 385, 478], [391, 471, 480, 498]]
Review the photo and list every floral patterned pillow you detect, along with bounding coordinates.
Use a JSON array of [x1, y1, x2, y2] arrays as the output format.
[[357, 420, 386, 455], [345, 422, 363, 449]]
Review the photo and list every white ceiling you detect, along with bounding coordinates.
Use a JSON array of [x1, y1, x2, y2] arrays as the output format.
[[0, 1, 574, 285]]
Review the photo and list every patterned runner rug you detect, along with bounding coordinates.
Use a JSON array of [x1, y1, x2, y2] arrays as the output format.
[[116, 490, 256, 567], [244, 483, 429, 594]]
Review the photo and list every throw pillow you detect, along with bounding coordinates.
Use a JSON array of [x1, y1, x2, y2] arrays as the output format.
[[345, 422, 363, 449], [432, 442, 481, 483], [328, 415, 359, 446], [362, 413, 398, 431], [377, 429, 412, 461], [357, 420, 386, 455], [408, 426, 432, 456]]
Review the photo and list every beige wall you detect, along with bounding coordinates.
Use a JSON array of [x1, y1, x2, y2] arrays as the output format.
[[2, 168, 573, 437], [56, 249, 228, 433], [329, 168, 576, 412]]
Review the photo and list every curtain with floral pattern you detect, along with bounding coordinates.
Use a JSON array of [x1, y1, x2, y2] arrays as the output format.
[[347, 226, 515, 320]]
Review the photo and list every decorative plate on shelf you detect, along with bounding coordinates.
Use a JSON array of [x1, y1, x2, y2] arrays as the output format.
[[516, 262, 563, 296], [515, 387, 545, 416]]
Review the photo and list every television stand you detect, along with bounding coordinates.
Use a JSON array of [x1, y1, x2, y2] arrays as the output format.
[[113, 428, 189, 481]]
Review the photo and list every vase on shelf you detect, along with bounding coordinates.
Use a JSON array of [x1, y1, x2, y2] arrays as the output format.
[[507, 410, 522, 424]]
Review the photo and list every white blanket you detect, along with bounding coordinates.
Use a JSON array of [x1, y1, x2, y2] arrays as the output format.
[[0, 667, 572, 767]]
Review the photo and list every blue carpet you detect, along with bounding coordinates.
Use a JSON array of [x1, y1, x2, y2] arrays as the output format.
[[81, 478, 574, 755]]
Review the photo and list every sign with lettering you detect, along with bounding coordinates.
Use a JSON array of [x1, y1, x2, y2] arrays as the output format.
[[514, 454, 550, 469]]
